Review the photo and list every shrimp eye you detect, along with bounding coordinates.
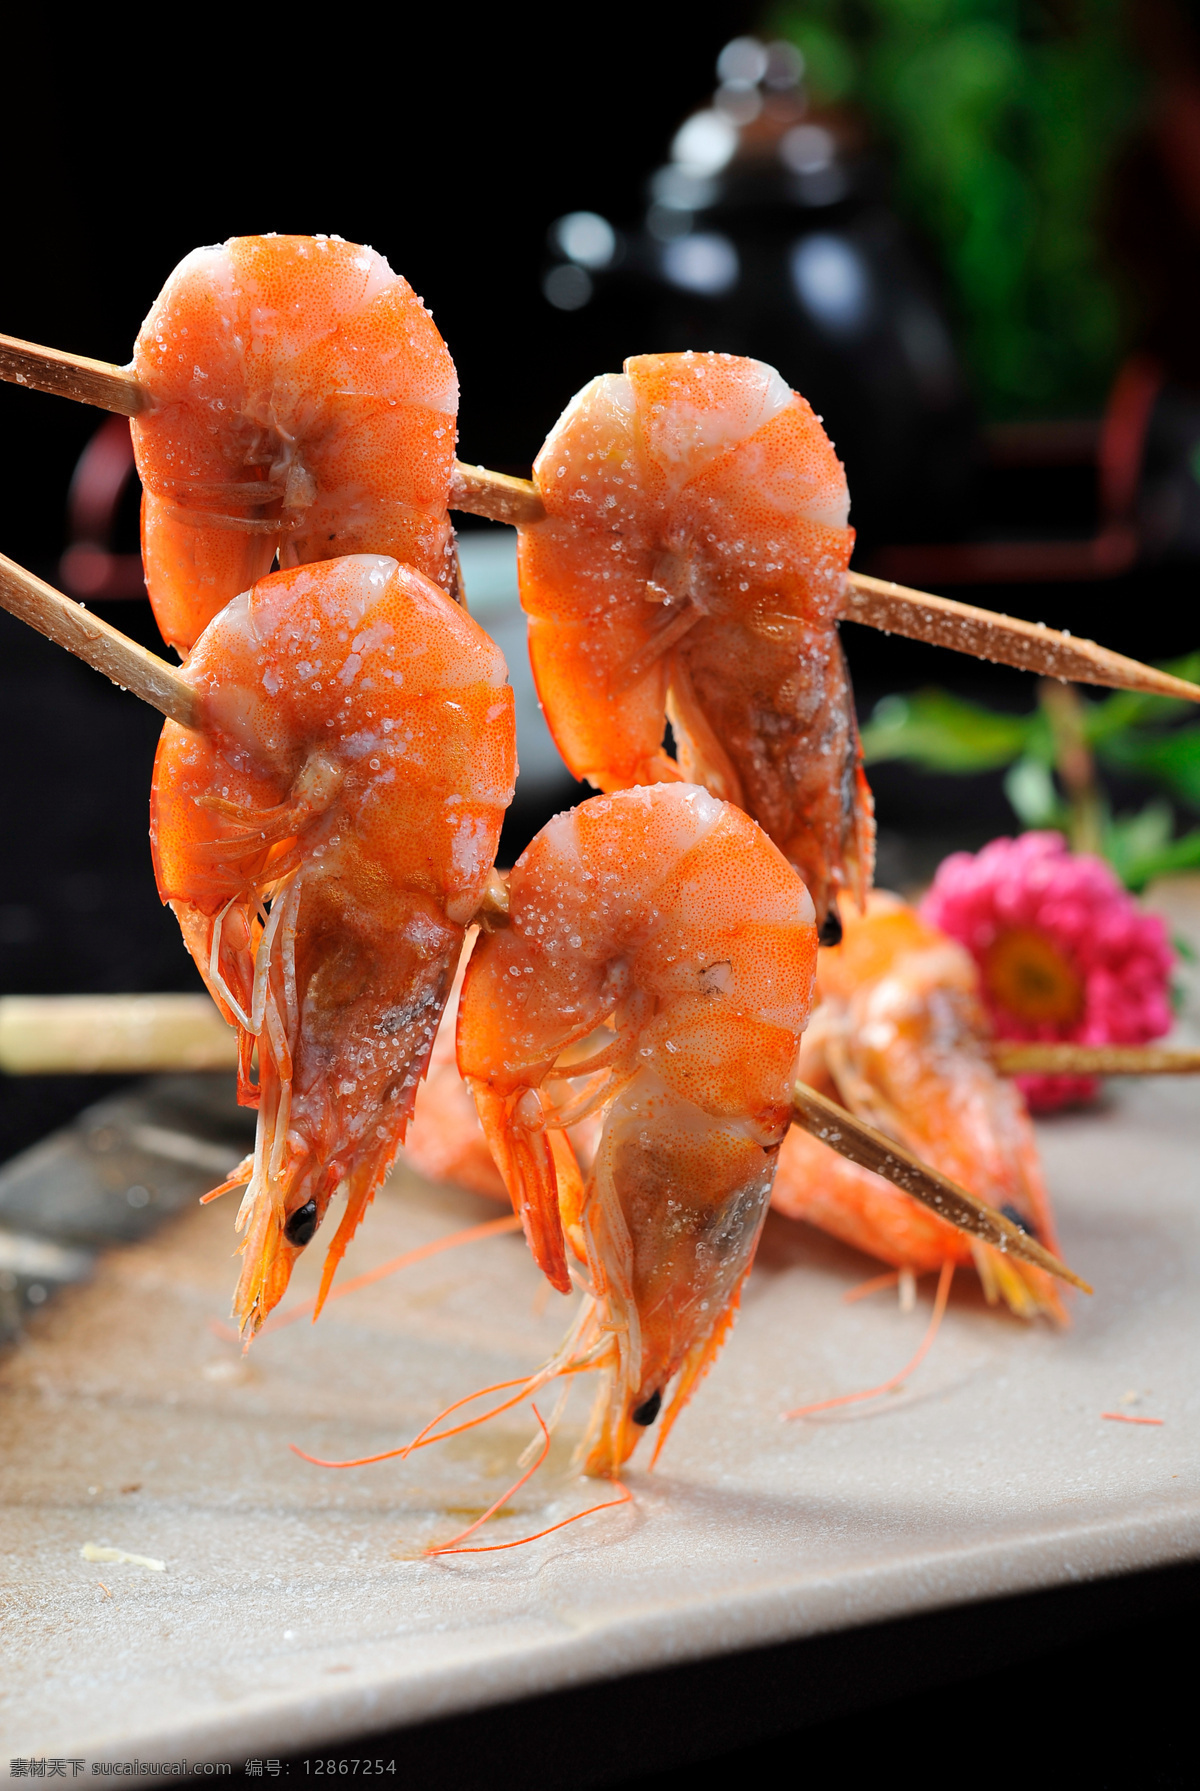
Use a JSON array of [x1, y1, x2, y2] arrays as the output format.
[[285, 1199, 319, 1247], [1000, 1203, 1038, 1240], [818, 908, 843, 948], [632, 1390, 662, 1427]]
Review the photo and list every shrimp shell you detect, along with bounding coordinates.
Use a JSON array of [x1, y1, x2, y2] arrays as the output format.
[[151, 553, 515, 1333], [132, 235, 458, 655], [458, 783, 817, 1473], [517, 351, 874, 928], [773, 893, 1065, 1321]]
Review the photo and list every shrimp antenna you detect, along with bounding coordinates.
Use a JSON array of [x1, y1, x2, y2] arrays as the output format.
[[2, 331, 1199, 704], [425, 1406, 556, 1554], [205, 1213, 524, 1344], [783, 1259, 955, 1420], [291, 1349, 597, 1470], [289, 1374, 538, 1470], [425, 1407, 633, 1557]]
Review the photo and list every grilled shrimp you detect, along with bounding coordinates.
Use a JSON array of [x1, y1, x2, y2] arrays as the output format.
[[457, 783, 817, 1474], [774, 893, 1064, 1320], [151, 552, 515, 1333], [516, 351, 873, 933], [132, 235, 458, 655]]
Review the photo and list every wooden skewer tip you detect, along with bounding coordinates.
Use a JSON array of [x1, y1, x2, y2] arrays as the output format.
[[790, 1080, 1092, 1294], [0, 551, 198, 729]]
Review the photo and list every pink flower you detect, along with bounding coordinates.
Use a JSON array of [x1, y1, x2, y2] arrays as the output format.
[[920, 832, 1174, 1111]]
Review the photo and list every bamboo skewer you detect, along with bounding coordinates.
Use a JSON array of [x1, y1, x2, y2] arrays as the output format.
[[0, 332, 146, 416], [0, 551, 199, 728], [790, 1082, 1088, 1288], [2, 332, 1197, 704], [450, 461, 545, 528], [840, 575, 1200, 702], [991, 1041, 1200, 1076], [452, 463, 1200, 702], [790, 1081, 1086, 1290]]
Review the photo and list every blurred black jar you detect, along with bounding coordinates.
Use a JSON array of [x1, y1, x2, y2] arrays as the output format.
[[541, 35, 977, 555]]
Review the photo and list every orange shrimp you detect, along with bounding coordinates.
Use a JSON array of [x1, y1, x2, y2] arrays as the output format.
[[773, 893, 1064, 1321], [516, 350, 873, 934], [151, 552, 515, 1334], [401, 930, 604, 1200], [457, 783, 817, 1474], [131, 235, 458, 656]]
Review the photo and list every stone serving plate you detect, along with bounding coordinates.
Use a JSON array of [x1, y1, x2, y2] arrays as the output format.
[[1, 1059, 1196, 1770]]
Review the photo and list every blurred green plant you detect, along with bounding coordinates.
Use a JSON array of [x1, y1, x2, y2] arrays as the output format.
[[860, 655, 1200, 889], [769, 1, 1143, 418]]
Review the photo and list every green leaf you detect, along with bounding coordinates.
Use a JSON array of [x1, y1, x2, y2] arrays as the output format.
[[860, 689, 1032, 772], [1103, 799, 1172, 874], [1102, 801, 1200, 891], [1004, 756, 1063, 828], [1098, 726, 1200, 807]]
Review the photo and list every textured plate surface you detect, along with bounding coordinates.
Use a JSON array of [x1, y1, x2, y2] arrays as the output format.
[[1, 1062, 1197, 1768]]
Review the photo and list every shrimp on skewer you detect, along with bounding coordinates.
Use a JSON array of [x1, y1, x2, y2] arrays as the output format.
[[132, 235, 458, 656], [773, 893, 1065, 1321], [152, 552, 515, 1334], [458, 783, 817, 1474], [516, 351, 873, 935]]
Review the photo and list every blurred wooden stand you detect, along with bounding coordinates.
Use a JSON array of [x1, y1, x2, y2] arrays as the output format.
[[0, 994, 1087, 1289], [990, 1040, 1200, 1075], [4, 992, 1195, 1082], [0, 994, 239, 1074]]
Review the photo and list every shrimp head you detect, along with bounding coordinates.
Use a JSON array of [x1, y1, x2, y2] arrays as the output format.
[[132, 235, 458, 655]]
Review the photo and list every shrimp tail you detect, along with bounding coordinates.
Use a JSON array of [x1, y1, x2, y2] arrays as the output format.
[[971, 1242, 1067, 1325], [470, 1084, 571, 1293], [591, 751, 682, 794]]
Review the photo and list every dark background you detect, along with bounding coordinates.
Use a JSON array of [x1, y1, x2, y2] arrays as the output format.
[[1, 16, 1197, 1779], [4, 8, 777, 1156], [4, 10, 1188, 1153]]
